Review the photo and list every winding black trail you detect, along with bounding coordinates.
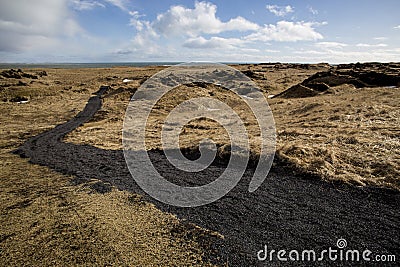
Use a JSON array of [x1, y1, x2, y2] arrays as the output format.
[[15, 87, 399, 266]]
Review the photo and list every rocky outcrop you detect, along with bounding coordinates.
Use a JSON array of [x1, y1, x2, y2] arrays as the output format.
[[0, 69, 38, 79], [274, 62, 400, 98]]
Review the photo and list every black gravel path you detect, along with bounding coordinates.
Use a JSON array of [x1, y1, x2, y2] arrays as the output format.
[[14, 86, 399, 266]]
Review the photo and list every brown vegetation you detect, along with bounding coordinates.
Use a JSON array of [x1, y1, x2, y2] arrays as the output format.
[[0, 67, 220, 266], [1, 62, 399, 265], [64, 63, 400, 190]]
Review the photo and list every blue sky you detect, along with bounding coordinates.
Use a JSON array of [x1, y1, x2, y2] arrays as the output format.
[[0, 0, 399, 63]]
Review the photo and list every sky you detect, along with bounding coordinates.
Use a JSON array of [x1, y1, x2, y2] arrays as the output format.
[[0, 0, 399, 63]]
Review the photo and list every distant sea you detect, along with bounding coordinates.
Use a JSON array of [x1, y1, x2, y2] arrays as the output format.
[[0, 62, 183, 69]]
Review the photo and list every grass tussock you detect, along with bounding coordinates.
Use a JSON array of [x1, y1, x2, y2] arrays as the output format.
[[273, 86, 400, 190]]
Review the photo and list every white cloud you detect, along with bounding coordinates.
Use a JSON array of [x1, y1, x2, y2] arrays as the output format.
[[316, 42, 348, 49], [293, 48, 400, 64], [356, 43, 388, 47], [124, 2, 325, 58], [393, 25, 400, 29], [183, 36, 244, 49], [265, 49, 280, 53], [152, 1, 259, 37], [103, 0, 129, 11], [71, 0, 129, 11], [245, 21, 323, 42], [266, 5, 294, 17], [120, 12, 160, 57], [70, 0, 105, 11], [373, 37, 387, 41], [292, 43, 400, 64], [129, 11, 147, 31], [308, 6, 318, 15], [125, 1, 264, 55], [0, 0, 84, 52], [125, 1, 325, 58]]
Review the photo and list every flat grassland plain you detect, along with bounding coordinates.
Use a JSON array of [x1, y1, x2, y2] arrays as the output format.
[[1, 63, 399, 265]]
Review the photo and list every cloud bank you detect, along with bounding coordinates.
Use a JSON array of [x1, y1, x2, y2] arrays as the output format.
[[0, 0, 82, 52], [1, 0, 399, 63], [126, 1, 324, 57]]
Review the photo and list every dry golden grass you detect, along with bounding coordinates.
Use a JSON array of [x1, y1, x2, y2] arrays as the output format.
[[64, 64, 399, 190], [0, 154, 220, 266], [2, 64, 399, 265], [0, 67, 221, 266], [272, 85, 400, 189]]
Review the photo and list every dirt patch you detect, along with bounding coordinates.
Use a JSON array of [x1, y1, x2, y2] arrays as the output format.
[[273, 84, 320, 98]]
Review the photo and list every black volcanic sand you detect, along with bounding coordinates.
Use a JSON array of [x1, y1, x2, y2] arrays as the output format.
[[14, 86, 400, 266]]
